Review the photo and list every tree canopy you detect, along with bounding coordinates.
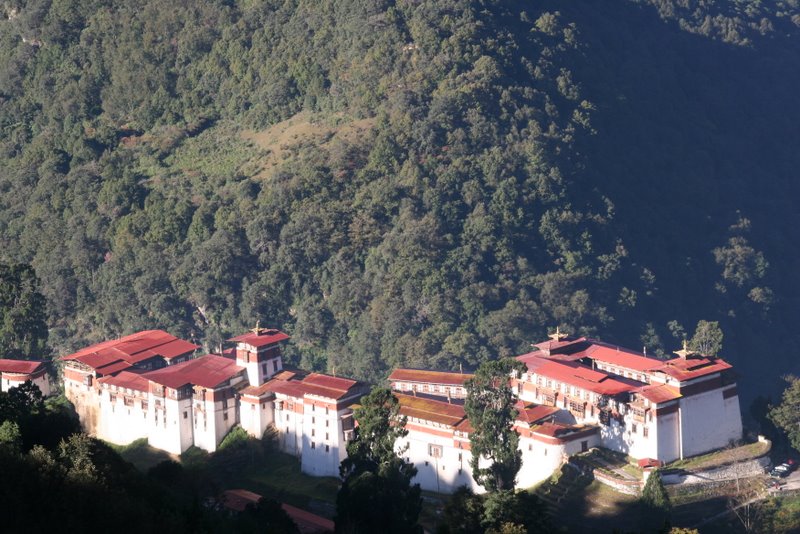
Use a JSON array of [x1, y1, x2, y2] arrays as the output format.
[[465, 358, 526, 492], [768, 376, 800, 452], [0, 0, 798, 408], [336, 387, 422, 533], [0, 263, 48, 359]]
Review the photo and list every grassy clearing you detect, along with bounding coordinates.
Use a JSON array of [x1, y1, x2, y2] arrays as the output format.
[[575, 447, 643, 480], [241, 110, 375, 177], [668, 440, 770, 472]]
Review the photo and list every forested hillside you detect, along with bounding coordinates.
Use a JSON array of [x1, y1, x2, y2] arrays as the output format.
[[1, 0, 798, 402]]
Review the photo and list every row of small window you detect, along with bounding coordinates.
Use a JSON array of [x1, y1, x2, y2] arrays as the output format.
[[398, 382, 464, 395], [284, 414, 331, 427], [630, 423, 649, 437], [309, 442, 331, 452], [595, 364, 647, 383]]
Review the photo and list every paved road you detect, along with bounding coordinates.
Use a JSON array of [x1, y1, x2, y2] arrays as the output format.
[[767, 467, 800, 492]]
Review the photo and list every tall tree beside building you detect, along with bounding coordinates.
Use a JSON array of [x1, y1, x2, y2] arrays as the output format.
[[640, 468, 671, 525], [465, 358, 527, 492], [768, 376, 800, 452], [688, 320, 724, 357], [336, 387, 422, 534], [0, 263, 48, 359]]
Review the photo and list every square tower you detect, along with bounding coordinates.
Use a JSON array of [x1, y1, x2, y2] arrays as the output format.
[[228, 326, 290, 387]]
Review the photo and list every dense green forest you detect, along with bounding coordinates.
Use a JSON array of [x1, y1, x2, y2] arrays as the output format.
[[1, 0, 799, 404]]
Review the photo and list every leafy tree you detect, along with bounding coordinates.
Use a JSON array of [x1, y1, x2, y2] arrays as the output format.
[[769, 376, 800, 452], [336, 387, 421, 534], [438, 486, 484, 534], [0, 263, 48, 359], [482, 490, 551, 534], [465, 358, 527, 492], [0, 420, 22, 454], [689, 320, 723, 357]]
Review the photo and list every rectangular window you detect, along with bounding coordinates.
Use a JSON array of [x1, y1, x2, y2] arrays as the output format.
[[183, 411, 188, 419], [428, 444, 443, 458], [312, 429, 315, 437], [632, 423, 638, 434], [643, 427, 649, 438], [311, 442, 315, 449], [286, 414, 290, 422], [325, 445, 330, 452], [223, 412, 228, 421], [312, 416, 315, 424], [326, 433, 329, 440]]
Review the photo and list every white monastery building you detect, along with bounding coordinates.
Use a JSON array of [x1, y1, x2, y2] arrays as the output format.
[[0, 359, 52, 396], [59, 326, 742, 492], [62, 327, 365, 477]]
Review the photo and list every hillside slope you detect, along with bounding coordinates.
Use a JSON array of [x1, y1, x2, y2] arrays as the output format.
[[1, 0, 798, 403]]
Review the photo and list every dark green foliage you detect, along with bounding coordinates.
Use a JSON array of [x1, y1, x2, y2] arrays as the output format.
[[465, 358, 526, 492], [439, 486, 484, 534], [769, 376, 800, 452], [640, 469, 671, 518], [0, 263, 48, 359], [438, 487, 552, 534], [235, 498, 300, 534], [336, 387, 421, 533], [0, 0, 799, 405]]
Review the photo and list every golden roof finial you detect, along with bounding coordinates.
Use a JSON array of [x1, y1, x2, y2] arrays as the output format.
[[252, 320, 261, 335], [548, 326, 568, 342], [674, 339, 694, 359]]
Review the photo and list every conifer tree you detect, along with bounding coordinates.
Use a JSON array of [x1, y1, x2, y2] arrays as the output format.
[[641, 469, 671, 513]]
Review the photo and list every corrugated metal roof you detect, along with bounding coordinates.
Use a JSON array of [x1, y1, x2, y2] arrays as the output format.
[[636, 383, 682, 404], [388, 368, 473, 386], [518, 355, 640, 396], [0, 359, 46, 375], [62, 330, 199, 371], [653, 356, 732, 381], [396, 393, 466, 427], [97, 371, 150, 392], [228, 328, 290, 348], [145, 354, 244, 389]]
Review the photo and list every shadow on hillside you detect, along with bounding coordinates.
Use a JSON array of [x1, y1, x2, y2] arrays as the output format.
[[538, 0, 800, 404]]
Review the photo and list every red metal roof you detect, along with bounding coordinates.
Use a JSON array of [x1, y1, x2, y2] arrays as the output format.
[[531, 422, 599, 441], [303, 373, 357, 391], [388, 368, 473, 386], [145, 354, 244, 389], [267, 380, 310, 399], [396, 393, 467, 427], [636, 383, 682, 404], [97, 371, 150, 392], [581, 343, 662, 372], [62, 330, 199, 371], [228, 328, 290, 348], [281, 503, 335, 534], [220, 489, 262, 512], [0, 359, 46, 375], [653, 356, 733, 382], [514, 402, 560, 425], [518, 354, 640, 396], [95, 360, 133, 376]]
